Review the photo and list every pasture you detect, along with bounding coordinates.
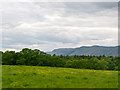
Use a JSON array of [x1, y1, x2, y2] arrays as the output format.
[[2, 65, 118, 88]]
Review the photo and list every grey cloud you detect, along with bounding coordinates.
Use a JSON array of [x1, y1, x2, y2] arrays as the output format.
[[64, 2, 117, 14], [2, 2, 118, 51]]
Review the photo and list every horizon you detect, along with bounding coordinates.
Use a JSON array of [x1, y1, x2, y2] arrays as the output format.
[[1, 45, 119, 52], [2, 2, 118, 52]]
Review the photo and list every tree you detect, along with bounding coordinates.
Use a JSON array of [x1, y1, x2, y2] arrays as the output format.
[[2, 51, 16, 65]]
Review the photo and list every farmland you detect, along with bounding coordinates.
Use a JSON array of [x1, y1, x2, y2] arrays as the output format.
[[2, 65, 118, 88]]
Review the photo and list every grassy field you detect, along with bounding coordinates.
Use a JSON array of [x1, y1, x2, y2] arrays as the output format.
[[2, 65, 118, 88]]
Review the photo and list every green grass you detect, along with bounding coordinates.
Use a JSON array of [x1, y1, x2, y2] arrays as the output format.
[[2, 65, 118, 88]]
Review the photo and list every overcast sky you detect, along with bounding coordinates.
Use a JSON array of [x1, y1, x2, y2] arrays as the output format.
[[1, 2, 118, 52]]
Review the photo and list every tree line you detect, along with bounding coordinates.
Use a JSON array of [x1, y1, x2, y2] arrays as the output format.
[[1, 48, 119, 70]]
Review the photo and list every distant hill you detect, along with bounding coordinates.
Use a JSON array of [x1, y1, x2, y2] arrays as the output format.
[[47, 46, 119, 56]]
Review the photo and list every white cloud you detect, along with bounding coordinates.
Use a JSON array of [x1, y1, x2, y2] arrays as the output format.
[[1, 2, 118, 52]]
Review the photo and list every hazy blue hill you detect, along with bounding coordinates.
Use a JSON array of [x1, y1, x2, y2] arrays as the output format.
[[47, 48, 75, 56], [47, 46, 118, 56]]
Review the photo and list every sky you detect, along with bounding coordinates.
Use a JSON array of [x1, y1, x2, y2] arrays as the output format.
[[1, 2, 118, 52]]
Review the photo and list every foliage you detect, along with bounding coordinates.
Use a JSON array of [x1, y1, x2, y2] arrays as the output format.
[[2, 48, 119, 70]]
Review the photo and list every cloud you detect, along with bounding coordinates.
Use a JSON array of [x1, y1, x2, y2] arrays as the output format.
[[2, 2, 118, 52]]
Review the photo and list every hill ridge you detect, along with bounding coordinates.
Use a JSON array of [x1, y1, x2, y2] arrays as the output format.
[[47, 45, 118, 56]]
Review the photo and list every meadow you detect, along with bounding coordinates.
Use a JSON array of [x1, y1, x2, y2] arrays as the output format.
[[2, 65, 118, 88]]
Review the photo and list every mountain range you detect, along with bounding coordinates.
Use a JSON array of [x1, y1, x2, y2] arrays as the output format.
[[47, 45, 119, 56]]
